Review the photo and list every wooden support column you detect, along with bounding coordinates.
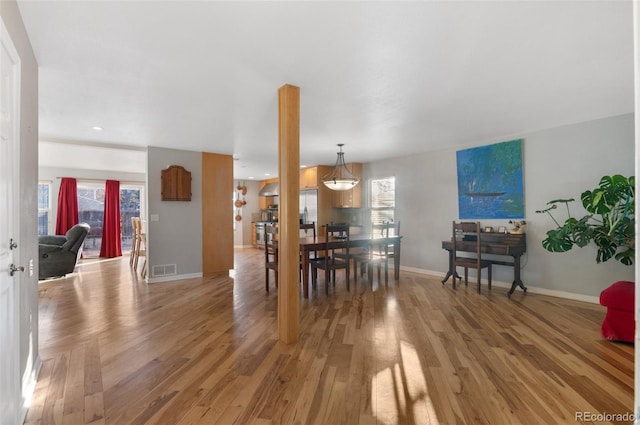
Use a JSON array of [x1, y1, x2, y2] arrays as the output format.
[[278, 84, 300, 344]]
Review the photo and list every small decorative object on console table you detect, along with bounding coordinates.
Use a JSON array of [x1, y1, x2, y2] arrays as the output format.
[[508, 220, 527, 234]]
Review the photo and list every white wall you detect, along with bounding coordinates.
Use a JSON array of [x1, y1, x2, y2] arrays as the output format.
[[0, 0, 40, 422], [364, 113, 635, 300], [147, 147, 203, 279]]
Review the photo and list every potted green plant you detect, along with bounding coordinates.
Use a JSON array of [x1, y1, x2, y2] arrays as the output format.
[[535, 174, 635, 265]]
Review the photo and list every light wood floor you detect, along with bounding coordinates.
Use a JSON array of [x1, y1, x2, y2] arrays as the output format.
[[26, 249, 633, 425]]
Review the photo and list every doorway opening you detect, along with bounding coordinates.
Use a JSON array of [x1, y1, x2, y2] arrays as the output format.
[[77, 181, 144, 258]]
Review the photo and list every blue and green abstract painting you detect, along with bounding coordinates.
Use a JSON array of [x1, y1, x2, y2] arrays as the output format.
[[456, 139, 524, 219]]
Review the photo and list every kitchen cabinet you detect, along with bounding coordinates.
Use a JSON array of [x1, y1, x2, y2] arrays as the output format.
[[256, 166, 344, 235], [332, 163, 363, 208], [258, 177, 279, 209], [161, 165, 191, 201], [299, 166, 318, 189]]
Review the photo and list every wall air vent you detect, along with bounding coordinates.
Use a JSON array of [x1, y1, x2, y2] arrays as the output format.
[[152, 264, 177, 277]]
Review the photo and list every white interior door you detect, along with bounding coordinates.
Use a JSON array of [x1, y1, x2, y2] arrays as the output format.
[[0, 18, 22, 425]]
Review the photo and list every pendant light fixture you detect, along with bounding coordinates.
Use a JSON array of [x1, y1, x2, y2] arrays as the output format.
[[321, 144, 360, 191]]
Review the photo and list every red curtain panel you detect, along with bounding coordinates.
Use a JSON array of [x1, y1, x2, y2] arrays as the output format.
[[55, 177, 79, 235], [99, 180, 122, 258]]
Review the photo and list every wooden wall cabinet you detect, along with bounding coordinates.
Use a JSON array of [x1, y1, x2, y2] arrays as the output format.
[[299, 166, 318, 189], [332, 163, 363, 208], [161, 165, 192, 201]]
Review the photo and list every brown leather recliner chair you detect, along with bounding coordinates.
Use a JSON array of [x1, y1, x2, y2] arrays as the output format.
[[38, 223, 90, 279]]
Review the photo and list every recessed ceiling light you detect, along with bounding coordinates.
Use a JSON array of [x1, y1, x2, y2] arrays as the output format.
[[91, 126, 104, 131], [264, 173, 271, 176], [300, 165, 307, 168], [248, 177, 255, 180]]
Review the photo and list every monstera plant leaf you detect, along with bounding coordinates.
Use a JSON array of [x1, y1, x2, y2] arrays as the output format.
[[593, 229, 617, 263], [581, 175, 631, 215], [615, 247, 634, 266], [541, 227, 573, 252], [541, 216, 593, 252], [570, 216, 594, 248], [537, 174, 635, 266]]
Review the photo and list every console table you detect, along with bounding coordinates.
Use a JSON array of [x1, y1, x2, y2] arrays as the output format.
[[441, 233, 527, 297]]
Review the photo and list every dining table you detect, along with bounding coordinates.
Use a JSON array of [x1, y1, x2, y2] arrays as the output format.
[[298, 233, 402, 298]]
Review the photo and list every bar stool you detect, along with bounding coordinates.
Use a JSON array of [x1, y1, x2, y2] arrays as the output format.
[[130, 217, 146, 275], [139, 233, 147, 278], [129, 217, 140, 267]]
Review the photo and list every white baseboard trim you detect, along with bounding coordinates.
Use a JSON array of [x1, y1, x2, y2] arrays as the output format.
[[399, 266, 600, 304], [146, 272, 203, 284]]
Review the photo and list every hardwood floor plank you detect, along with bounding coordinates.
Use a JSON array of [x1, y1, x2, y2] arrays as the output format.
[[27, 249, 633, 425], [24, 358, 54, 425], [41, 353, 69, 425], [83, 392, 105, 425], [181, 375, 250, 425], [307, 365, 338, 425], [62, 345, 86, 425], [277, 355, 328, 424], [236, 353, 291, 423]]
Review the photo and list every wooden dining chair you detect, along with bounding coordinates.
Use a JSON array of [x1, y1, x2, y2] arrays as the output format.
[[452, 221, 492, 293], [354, 222, 392, 284], [385, 221, 400, 268], [311, 224, 350, 294], [264, 223, 279, 293], [129, 216, 140, 267], [299, 222, 317, 258], [299, 222, 317, 282], [299, 222, 316, 238], [328, 222, 357, 279]]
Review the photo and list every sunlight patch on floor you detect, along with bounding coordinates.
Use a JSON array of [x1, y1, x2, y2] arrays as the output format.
[[372, 340, 439, 425]]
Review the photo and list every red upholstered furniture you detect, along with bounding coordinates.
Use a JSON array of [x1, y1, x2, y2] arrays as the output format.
[[599, 281, 635, 343]]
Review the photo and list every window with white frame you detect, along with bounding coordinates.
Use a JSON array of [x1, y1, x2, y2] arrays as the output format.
[[370, 176, 395, 226], [38, 181, 52, 235]]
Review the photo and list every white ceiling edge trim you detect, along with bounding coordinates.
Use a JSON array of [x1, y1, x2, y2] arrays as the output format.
[[39, 139, 147, 174], [39, 138, 148, 152]]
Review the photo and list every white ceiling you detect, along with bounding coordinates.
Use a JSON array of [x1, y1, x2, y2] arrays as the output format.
[[18, 1, 634, 180]]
